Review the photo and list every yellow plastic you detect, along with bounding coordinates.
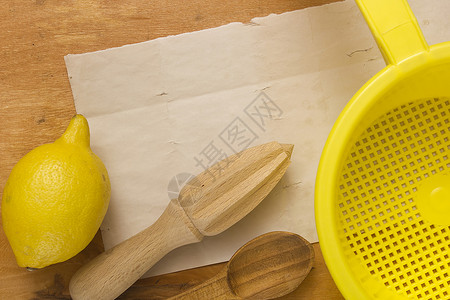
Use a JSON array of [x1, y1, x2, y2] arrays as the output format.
[[315, 0, 450, 299]]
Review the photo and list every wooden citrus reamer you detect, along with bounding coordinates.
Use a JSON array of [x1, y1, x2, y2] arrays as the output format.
[[69, 141, 293, 300]]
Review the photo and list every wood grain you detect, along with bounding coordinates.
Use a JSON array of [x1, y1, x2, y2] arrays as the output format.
[[119, 243, 343, 300], [169, 232, 314, 300], [0, 0, 343, 299]]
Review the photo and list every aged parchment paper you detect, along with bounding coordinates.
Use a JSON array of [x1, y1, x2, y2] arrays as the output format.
[[65, 0, 450, 276]]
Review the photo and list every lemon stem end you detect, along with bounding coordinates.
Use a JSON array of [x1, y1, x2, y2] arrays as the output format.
[[57, 114, 90, 148]]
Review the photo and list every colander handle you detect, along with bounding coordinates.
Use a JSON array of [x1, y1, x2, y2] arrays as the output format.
[[355, 0, 429, 65]]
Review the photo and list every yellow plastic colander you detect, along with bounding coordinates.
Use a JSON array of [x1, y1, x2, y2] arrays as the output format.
[[315, 0, 450, 299]]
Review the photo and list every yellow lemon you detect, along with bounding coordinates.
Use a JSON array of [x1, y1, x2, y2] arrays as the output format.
[[2, 115, 111, 268]]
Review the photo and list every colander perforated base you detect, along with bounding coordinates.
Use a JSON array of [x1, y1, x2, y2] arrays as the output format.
[[339, 97, 450, 299]]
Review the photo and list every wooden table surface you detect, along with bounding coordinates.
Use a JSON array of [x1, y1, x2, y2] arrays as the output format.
[[0, 1, 344, 299]]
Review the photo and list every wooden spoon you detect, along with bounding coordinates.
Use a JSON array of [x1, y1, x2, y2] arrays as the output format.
[[169, 231, 314, 300], [70, 141, 293, 300]]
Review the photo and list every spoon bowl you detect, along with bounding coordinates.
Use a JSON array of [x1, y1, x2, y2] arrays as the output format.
[[170, 231, 314, 300]]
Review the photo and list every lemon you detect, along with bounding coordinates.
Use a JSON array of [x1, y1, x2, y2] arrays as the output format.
[[2, 115, 111, 268]]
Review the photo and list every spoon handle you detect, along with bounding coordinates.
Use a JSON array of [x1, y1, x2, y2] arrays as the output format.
[[69, 200, 203, 300], [169, 268, 239, 300]]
